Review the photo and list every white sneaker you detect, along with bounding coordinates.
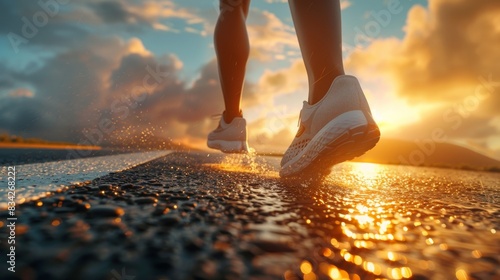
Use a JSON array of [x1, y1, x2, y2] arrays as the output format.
[[207, 113, 249, 153], [280, 75, 380, 178]]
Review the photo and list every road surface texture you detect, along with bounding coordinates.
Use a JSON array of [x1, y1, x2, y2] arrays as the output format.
[[0, 152, 499, 280], [0, 151, 171, 207], [0, 148, 135, 166]]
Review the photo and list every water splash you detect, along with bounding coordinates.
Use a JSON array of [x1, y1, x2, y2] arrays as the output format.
[[204, 148, 279, 178]]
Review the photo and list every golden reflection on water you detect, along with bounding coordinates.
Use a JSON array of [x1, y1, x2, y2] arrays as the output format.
[[346, 162, 385, 188], [205, 156, 419, 279], [296, 162, 416, 279], [204, 156, 494, 278]]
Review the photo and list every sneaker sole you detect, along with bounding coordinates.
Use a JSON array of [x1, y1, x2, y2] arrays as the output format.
[[207, 140, 249, 154], [280, 110, 380, 178]]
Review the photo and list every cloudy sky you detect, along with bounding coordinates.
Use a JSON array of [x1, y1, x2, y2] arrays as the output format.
[[0, 0, 499, 159]]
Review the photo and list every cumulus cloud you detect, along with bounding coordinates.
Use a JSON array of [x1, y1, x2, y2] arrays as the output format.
[[247, 114, 297, 153], [264, 0, 351, 10], [6, 88, 34, 98], [256, 59, 307, 96], [0, 0, 306, 151], [345, 0, 500, 155], [0, 0, 218, 147], [238, 59, 311, 153], [69, 1, 190, 22], [2, 0, 498, 158], [340, 0, 352, 10], [2, 0, 206, 50], [83, 0, 205, 32], [0, 29, 285, 149], [246, 9, 298, 61], [0, 0, 300, 149]]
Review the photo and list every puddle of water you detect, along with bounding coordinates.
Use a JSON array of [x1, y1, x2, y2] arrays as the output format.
[[281, 162, 500, 279]]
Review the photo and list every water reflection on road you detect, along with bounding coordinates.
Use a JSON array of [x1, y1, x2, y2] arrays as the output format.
[[210, 154, 499, 279]]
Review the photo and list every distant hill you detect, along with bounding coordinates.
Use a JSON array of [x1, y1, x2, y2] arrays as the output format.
[[0, 132, 193, 151], [0, 133, 74, 146], [0, 133, 100, 150], [355, 138, 500, 171]]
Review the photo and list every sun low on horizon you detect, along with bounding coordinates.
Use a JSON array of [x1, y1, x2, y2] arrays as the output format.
[[0, 0, 499, 162]]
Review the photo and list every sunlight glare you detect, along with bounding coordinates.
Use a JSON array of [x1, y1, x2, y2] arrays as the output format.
[[203, 151, 279, 178], [349, 162, 385, 188]]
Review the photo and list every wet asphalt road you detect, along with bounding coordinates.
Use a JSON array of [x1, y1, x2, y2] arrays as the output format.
[[0, 151, 171, 207], [0, 148, 134, 166], [0, 152, 499, 280]]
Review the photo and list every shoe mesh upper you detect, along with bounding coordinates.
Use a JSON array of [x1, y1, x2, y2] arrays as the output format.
[[208, 116, 247, 142], [281, 136, 310, 165], [280, 75, 375, 168]]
